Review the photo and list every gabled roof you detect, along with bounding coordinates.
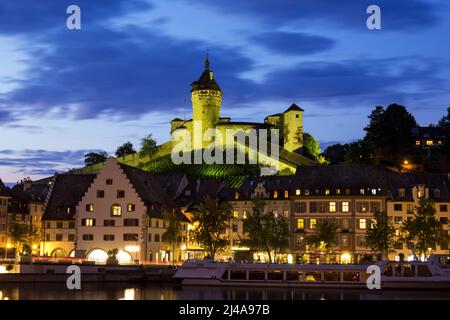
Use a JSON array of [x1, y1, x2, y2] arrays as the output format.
[[42, 174, 96, 221], [284, 103, 304, 113]]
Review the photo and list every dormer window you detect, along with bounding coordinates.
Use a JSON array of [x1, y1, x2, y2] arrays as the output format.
[[304, 189, 310, 196], [284, 190, 289, 198], [273, 191, 278, 199], [399, 188, 405, 198], [325, 189, 330, 195], [295, 189, 301, 196], [360, 189, 365, 195], [336, 189, 341, 195], [371, 189, 377, 195], [433, 189, 440, 198], [234, 192, 240, 200]]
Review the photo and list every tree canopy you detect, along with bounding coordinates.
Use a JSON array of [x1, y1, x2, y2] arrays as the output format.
[[115, 142, 136, 158], [84, 151, 108, 166], [140, 134, 159, 158], [365, 211, 397, 260]]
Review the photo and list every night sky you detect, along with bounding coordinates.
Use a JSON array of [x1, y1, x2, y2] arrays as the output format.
[[0, 0, 449, 182]]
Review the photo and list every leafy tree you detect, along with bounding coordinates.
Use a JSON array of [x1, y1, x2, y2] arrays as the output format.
[[140, 134, 159, 158], [84, 151, 108, 166], [322, 143, 349, 164], [364, 104, 417, 165], [402, 198, 450, 260], [240, 200, 289, 263], [162, 210, 184, 264], [115, 142, 136, 158], [365, 211, 397, 261], [190, 196, 231, 261], [437, 107, 450, 129], [302, 132, 321, 160], [7, 221, 28, 254], [305, 219, 338, 251]]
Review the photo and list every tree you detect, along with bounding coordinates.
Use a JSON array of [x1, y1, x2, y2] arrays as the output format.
[[115, 142, 136, 158], [302, 132, 321, 160], [402, 198, 450, 260], [162, 210, 184, 264], [364, 104, 417, 165], [240, 200, 289, 263], [190, 196, 231, 261], [305, 219, 338, 258], [84, 151, 108, 166], [437, 107, 450, 129], [365, 211, 396, 261], [322, 143, 349, 164], [140, 134, 159, 158], [7, 221, 29, 254]]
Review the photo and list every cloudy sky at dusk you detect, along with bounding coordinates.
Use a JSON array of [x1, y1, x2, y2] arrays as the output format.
[[0, 0, 449, 182]]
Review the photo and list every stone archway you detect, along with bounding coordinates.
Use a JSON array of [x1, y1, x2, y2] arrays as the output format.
[[51, 248, 67, 258], [86, 248, 108, 264]]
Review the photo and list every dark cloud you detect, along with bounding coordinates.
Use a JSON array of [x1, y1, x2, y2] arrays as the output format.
[[0, 1, 152, 35], [0, 149, 97, 178], [250, 31, 335, 55], [189, 0, 438, 31]]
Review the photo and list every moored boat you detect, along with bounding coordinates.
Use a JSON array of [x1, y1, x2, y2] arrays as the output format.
[[173, 254, 450, 289]]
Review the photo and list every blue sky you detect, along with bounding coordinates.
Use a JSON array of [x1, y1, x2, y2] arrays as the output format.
[[0, 0, 449, 182]]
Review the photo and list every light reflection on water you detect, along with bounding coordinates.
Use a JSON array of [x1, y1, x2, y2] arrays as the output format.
[[1, 283, 450, 300]]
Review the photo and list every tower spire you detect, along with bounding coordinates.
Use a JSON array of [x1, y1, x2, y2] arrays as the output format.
[[205, 49, 210, 70]]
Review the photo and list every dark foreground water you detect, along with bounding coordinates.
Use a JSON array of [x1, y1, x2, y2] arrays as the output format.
[[1, 283, 450, 300]]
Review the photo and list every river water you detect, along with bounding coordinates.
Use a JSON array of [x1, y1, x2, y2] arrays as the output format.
[[1, 283, 450, 300]]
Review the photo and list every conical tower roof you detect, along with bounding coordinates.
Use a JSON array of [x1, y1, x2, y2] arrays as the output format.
[[191, 56, 222, 92]]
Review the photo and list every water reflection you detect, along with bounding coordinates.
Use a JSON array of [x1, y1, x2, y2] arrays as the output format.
[[0, 283, 449, 300]]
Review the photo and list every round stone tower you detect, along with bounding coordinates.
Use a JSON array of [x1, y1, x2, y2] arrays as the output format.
[[191, 56, 222, 149]]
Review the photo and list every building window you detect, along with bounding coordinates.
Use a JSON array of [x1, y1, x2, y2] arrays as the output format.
[[371, 189, 377, 195], [104, 219, 115, 227], [69, 222, 75, 229], [440, 204, 448, 212], [329, 202, 336, 213], [106, 179, 113, 185], [325, 189, 330, 195], [341, 235, 349, 247], [46, 222, 51, 229], [123, 233, 138, 241], [148, 234, 152, 242], [68, 234, 75, 242], [232, 224, 238, 232], [103, 234, 115, 241], [336, 189, 341, 195], [358, 202, 368, 213], [124, 218, 139, 227], [82, 218, 95, 226], [57, 222, 63, 229], [273, 191, 278, 199], [154, 234, 160, 242], [283, 210, 289, 218], [342, 202, 349, 213], [359, 219, 367, 229], [97, 190, 105, 198], [82, 234, 94, 241], [399, 188, 405, 197], [234, 192, 239, 200], [356, 236, 366, 247], [86, 204, 94, 212], [117, 190, 125, 198], [440, 217, 448, 225], [56, 234, 63, 241], [297, 218, 304, 230], [46, 234, 51, 241], [345, 188, 351, 195], [305, 189, 310, 196], [394, 216, 403, 224], [415, 140, 420, 145], [111, 205, 122, 216], [309, 218, 317, 229], [426, 140, 433, 146], [394, 203, 403, 211], [284, 190, 289, 198], [127, 204, 136, 212], [243, 211, 248, 219], [295, 189, 301, 196], [232, 211, 238, 219], [360, 189, 365, 195]]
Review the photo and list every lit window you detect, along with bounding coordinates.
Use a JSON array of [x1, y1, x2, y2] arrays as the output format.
[[438, 140, 442, 144], [111, 205, 122, 216], [395, 229, 400, 236], [295, 189, 301, 196], [273, 191, 278, 199], [336, 189, 341, 195], [82, 218, 95, 227], [309, 218, 317, 229], [360, 189, 365, 195], [325, 189, 330, 195], [86, 204, 94, 212], [359, 202, 368, 213], [394, 216, 403, 224], [243, 211, 248, 219], [342, 202, 349, 213], [359, 219, 367, 229], [329, 202, 336, 212], [232, 211, 238, 219], [370, 219, 376, 229], [415, 140, 420, 145], [297, 218, 304, 230], [127, 204, 135, 212], [284, 190, 289, 198], [234, 192, 239, 200], [426, 140, 433, 146], [273, 210, 278, 218], [283, 210, 289, 217], [305, 189, 310, 196], [371, 189, 377, 195]]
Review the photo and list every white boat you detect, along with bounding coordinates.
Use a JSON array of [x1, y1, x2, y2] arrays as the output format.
[[173, 254, 450, 289]]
